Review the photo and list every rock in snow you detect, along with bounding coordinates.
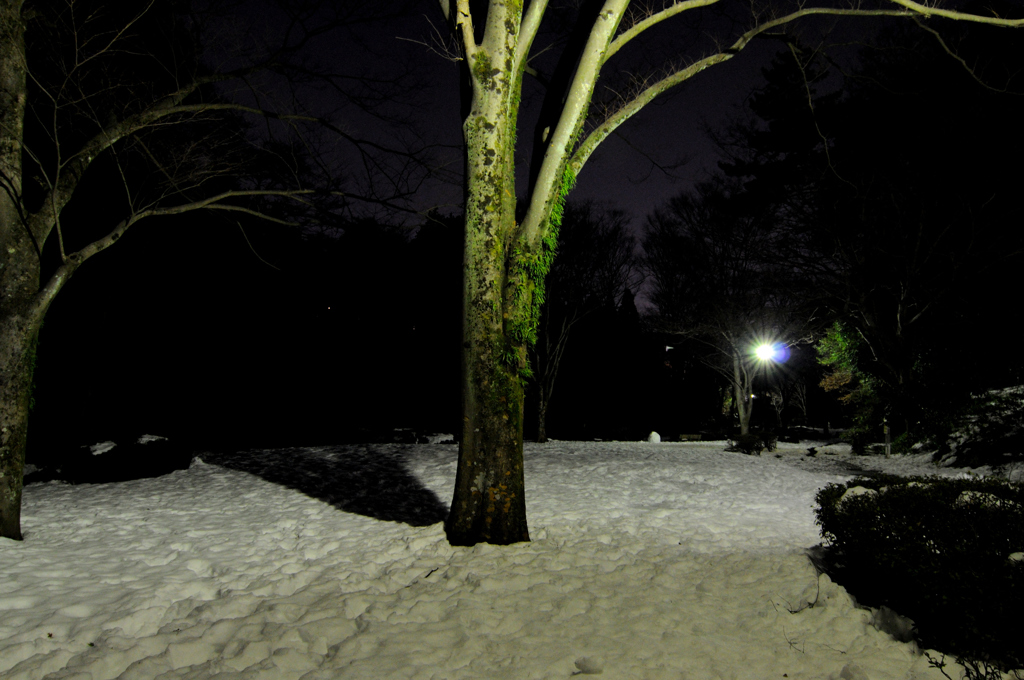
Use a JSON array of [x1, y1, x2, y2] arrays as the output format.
[[837, 662, 871, 680], [838, 485, 878, 506], [574, 655, 604, 674]]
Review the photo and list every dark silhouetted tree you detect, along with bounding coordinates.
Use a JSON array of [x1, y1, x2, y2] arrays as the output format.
[[645, 178, 810, 435], [532, 201, 639, 442]]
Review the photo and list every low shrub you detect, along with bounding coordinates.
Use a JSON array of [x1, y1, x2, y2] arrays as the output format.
[[729, 433, 764, 455], [842, 424, 875, 454], [728, 432, 778, 455], [814, 475, 1024, 673], [890, 431, 916, 456]]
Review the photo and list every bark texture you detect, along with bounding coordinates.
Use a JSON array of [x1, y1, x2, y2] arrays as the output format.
[[0, 323, 35, 542], [0, 0, 31, 541], [445, 5, 531, 546]]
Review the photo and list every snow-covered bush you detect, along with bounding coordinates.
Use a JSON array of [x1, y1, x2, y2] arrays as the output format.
[[934, 386, 1024, 471], [814, 475, 1024, 673]]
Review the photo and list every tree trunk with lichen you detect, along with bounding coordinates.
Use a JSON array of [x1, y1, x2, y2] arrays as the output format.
[[442, 0, 601, 546], [445, 13, 533, 546], [0, 0, 31, 541]]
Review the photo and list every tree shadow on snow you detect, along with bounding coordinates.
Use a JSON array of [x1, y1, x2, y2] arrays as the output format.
[[203, 445, 449, 527]]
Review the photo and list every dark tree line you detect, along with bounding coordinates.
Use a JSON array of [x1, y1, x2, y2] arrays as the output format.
[[29, 210, 465, 460], [645, 11, 1024, 443], [530, 201, 640, 442], [644, 177, 813, 435]]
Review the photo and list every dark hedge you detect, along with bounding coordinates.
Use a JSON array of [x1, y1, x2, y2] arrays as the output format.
[[814, 475, 1024, 672]]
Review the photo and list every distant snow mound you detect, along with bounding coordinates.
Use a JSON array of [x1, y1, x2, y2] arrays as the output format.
[[647, 432, 661, 443]]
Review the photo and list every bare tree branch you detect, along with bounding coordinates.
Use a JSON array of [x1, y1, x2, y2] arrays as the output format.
[[572, 6, 912, 175], [888, 0, 1024, 26], [912, 16, 1020, 92], [517, 0, 552, 75], [605, 0, 721, 64]]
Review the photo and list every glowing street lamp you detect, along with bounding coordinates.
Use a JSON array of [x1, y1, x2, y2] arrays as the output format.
[[754, 342, 791, 363]]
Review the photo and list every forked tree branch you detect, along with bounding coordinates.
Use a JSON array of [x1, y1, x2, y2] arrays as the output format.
[[518, 0, 630, 246], [912, 17, 1018, 92], [516, 0, 1022, 255]]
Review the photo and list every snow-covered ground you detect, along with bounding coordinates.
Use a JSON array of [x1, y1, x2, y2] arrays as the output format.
[[0, 440, 998, 679]]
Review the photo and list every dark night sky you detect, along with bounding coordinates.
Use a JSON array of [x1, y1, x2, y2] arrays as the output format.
[[565, 39, 782, 222], [342, 4, 778, 224], [210, 3, 899, 237]]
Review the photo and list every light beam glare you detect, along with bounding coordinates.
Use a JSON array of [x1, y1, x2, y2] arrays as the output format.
[[754, 343, 791, 363]]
